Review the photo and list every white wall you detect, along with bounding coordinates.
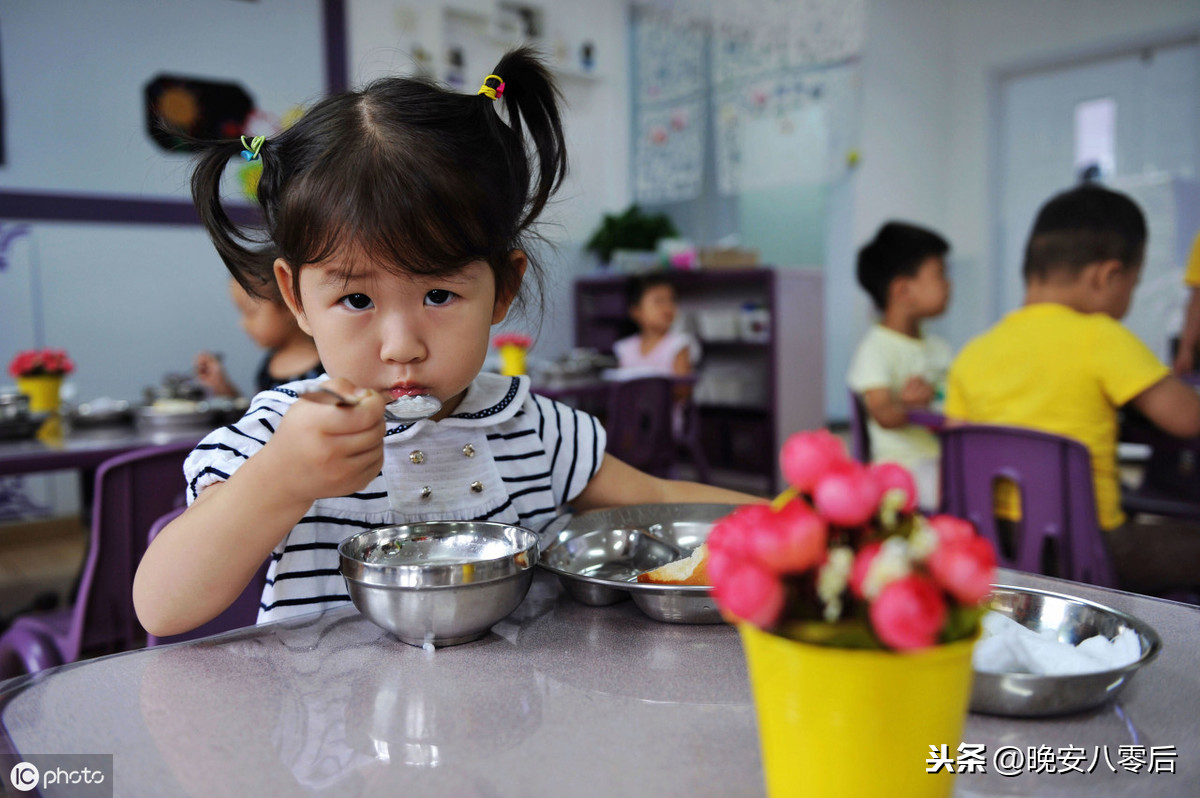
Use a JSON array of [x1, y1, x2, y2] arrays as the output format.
[[826, 0, 953, 417], [0, 0, 328, 402], [347, 0, 632, 361]]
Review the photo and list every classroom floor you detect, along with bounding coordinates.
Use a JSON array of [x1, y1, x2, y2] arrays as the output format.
[[0, 516, 88, 623]]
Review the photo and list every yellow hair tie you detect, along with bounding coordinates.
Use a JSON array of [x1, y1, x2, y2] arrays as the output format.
[[477, 74, 505, 100]]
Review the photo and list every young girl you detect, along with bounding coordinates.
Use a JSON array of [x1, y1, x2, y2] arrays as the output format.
[[193, 275, 323, 397], [613, 273, 700, 378], [134, 49, 760, 637]]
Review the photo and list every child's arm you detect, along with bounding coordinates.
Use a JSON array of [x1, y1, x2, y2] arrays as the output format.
[[133, 381, 386, 636], [860, 376, 935, 429], [1127, 376, 1200, 438], [571, 454, 767, 510]]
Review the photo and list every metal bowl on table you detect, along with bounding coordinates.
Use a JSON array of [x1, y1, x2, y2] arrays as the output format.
[[338, 521, 539, 647], [67, 398, 135, 428], [969, 585, 1162, 717], [136, 400, 218, 429], [539, 503, 736, 624], [0, 392, 31, 421]]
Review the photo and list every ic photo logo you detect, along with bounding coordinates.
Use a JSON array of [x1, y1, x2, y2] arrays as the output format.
[[10, 761, 39, 792]]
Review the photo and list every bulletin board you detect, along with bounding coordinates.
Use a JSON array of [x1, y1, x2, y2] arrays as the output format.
[[0, 0, 326, 204]]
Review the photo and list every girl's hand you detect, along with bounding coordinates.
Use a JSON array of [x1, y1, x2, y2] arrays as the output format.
[[263, 377, 386, 507], [194, 351, 238, 397]]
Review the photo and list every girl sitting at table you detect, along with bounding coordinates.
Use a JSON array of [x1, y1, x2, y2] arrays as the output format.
[[612, 273, 700, 379], [612, 273, 700, 434], [133, 48, 760, 637], [193, 273, 324, 398]]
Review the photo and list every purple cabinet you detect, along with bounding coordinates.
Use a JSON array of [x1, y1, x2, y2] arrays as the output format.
[[574, 267, 824, 493]]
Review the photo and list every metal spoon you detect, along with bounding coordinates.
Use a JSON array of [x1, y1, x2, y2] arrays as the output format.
[[299, 386, 442, 423]]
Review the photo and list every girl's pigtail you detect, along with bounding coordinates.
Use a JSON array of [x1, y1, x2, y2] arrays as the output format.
[[489, 47, 568, 231], [190, 140, 275, 297]]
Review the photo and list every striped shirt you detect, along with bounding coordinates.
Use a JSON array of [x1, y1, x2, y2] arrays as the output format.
[[183, 372, 606, 623]]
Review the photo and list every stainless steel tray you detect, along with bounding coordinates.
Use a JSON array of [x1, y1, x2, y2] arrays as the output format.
[[538, 503, 737, 624]]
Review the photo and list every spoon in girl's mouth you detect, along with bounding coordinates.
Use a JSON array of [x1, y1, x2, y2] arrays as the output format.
[[299, 386, 442, 422]]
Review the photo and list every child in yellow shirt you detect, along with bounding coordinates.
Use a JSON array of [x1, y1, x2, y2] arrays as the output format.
[[946, 184, 1200, 595]]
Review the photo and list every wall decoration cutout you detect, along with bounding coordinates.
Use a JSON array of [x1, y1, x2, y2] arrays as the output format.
[[144, 74, 255, 152], [632, 15, 706, 204], [631, 0, 864, 204]]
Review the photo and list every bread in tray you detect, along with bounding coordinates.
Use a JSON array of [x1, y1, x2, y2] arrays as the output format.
[[635, 543, 710, 586]]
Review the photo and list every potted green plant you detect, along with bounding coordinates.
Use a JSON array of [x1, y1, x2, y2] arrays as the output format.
[[584, 204, 679, 266]]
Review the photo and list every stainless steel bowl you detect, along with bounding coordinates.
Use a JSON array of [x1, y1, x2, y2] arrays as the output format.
[[539, 503, 736, 624], [339, 521, 539, 647], [969, 585, 1162, 717], [0, 392, 30, 422]]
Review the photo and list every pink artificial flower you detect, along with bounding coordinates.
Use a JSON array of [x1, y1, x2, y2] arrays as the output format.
[[848, 540, 882, 599], [871, 462, 918, 513], [8, 348, 74, 378], [779, 430, 850, 493], [869, 575, 947, 650], [706, 504, 775, 555], [745, 499, 828, 574], [711, 557, 786, 628], [812, 460, 882, 527], [491, 332, 532, 350], [705, 543, 737, 586], [927, 515, 977, 545], [927, 535, 997, 604]]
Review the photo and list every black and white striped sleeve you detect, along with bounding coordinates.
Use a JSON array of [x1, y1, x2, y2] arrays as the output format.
[[530, 394, 607, 506], [182, 388, 296, 503]]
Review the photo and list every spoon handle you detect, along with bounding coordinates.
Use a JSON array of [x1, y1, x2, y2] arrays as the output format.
[[298, 386, 361, 408]]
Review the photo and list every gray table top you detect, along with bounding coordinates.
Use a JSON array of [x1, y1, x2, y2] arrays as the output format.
[[0, 423, 208, 477], [0, 569, 1195, 796]]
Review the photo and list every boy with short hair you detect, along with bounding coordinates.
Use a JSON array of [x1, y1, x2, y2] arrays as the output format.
[[847, 221, 953, 508], [946, 184, 1200, 594]]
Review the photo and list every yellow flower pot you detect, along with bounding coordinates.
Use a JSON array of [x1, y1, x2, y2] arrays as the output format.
[[16, 374, 64, 414], [739, 623, 977, 798], [498, 344, 527, 377]]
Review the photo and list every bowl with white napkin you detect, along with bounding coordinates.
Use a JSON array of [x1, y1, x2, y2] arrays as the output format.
[[969, 585, 1161, 717]]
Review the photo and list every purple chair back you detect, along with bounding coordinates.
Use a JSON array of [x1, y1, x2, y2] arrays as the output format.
[[606, 377, 675, 477], [69, 440, 195, 659], [848, 390, 871, 463], [939, 424, 1118, 588], [145, 507, 269, 646], [0, 440, 196, 678]]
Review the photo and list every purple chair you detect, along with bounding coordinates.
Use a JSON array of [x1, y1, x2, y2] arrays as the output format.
[[939, 424, 1118, 588], [848, 390, 871, 463], [145, 507, 269, 646], [606, 377, 676, 477], [0, 440, 195, 679]]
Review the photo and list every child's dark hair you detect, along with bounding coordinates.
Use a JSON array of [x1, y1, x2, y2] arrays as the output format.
[[1022, 184, 1146, 282], [856, 222, 950, 311], [624, 272, 675, 311], [190, 47, 567, 317]]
